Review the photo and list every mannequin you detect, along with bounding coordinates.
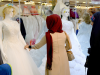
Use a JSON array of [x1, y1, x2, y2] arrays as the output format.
[[77, 13, 92, 56], [61, 7, 86, 75], [0, 6, 40, 75]]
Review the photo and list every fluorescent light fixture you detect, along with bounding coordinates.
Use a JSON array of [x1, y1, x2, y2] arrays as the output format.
[[24, 1, 35, 4], [76, 1, 79, 3], [83, 2, 86, 3], [38, 2, 41, 3]]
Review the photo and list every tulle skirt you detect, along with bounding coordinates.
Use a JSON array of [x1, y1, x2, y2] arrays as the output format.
[[2, 39, 40, 75]]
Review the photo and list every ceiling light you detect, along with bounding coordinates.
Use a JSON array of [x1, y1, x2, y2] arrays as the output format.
[[76, 1, 79, 3], [24, 1, 35, 4], [83, 2, 86, 3], [38, 2, 41, 3]]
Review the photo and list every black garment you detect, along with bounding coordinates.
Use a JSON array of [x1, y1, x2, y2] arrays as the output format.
[[16, 18, 26, 39], [87, 12, 100, 75], [0, 50, 3, 65]]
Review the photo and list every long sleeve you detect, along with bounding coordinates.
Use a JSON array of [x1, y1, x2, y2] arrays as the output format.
[[64, 31, 72, 51], [31, 35, 46, 49], [0, 22, 7, 60]]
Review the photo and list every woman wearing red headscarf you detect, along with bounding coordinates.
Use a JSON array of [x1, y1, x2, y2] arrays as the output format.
[[24, 14, 71, 75]]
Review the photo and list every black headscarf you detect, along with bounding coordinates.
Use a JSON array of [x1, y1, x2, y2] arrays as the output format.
[[90, 12, 100, 54]]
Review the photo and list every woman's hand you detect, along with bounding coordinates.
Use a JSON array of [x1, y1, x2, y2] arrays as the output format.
[[24, 45, 31, 51], [24, 45, 29, 49]]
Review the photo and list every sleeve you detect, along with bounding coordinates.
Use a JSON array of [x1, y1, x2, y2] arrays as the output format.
[[31, 35, 46, 49], [64, 31, 72, 51], [0, 22, 7, 60], [17, 22, 26, 46]]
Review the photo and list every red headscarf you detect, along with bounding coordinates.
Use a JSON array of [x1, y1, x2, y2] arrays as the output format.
[[46, 14, 63, 70]]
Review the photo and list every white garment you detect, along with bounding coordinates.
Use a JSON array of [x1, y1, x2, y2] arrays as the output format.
[[62, 20, 86, 75], [0, 21, 40, 75], [21, 16, 44, 45], [77, 22, 92, 56]]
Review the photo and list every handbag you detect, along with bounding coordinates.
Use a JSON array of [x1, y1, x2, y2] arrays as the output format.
[[64, 31, 75, 61], [67, 50, 75, 61]]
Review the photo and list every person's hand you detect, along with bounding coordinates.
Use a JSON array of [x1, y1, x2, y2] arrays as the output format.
[[24, 45, 29, 49], [24, 45, 32, 51]]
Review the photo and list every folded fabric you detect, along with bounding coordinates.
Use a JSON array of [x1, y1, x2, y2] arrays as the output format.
[[0, 64, 12, 75]]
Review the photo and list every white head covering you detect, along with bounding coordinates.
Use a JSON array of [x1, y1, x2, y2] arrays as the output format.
[[53, 0, 67, 17], [0, 4, 19, 17]]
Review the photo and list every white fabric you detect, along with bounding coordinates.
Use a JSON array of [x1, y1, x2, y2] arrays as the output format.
[[0, 20, 40, 75], [77, 22, 92, 56], [62, 20, 86, 75], [21, 15, 44, 45], [53, 1, 67, 17]]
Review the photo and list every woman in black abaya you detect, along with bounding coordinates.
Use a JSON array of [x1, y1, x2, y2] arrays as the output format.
[[87, 12, 100, 75]]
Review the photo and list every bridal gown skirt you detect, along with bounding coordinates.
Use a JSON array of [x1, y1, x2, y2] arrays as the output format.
[[2, 39, 40, 75]]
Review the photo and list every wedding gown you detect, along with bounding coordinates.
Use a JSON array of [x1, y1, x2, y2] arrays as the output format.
[[77, 22, 92, 56], [0, 21, 40, 75], [21, 15, 44, 45], [61, 20, 86, 75]]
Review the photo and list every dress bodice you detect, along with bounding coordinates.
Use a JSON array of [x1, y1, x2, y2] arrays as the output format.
[[2, 21, 20, 42], [62, 19, 74, 35]]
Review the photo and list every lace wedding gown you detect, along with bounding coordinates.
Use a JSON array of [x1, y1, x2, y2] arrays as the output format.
[[61, 20, 86, 75], [0, 21, 40, 75]]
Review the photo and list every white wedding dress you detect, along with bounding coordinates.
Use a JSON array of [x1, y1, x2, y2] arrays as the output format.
[[61, 20, 86, 75], [0, 21, 40, 75], [77, 22, 92, 56]]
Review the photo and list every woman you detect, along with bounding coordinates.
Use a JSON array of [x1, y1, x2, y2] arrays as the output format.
[[87, 12, 100, 75], [77, 13, 92, 56], [25, 14, 71, 75]]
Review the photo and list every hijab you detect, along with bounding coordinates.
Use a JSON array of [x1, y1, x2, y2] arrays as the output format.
[[90, 12, 100, 53], [46, 14, 63, 70]]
